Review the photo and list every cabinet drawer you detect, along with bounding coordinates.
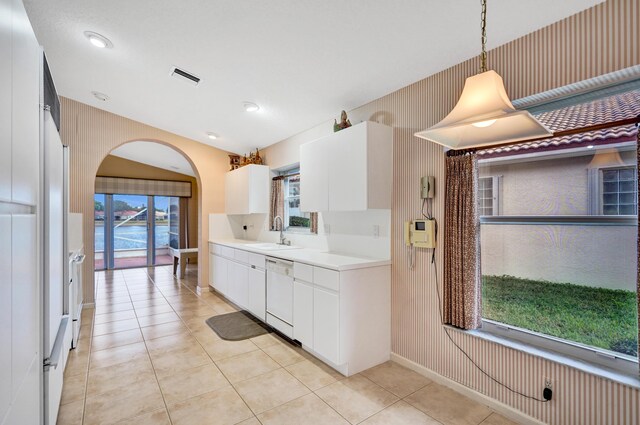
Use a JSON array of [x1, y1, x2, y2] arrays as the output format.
[[313, 267, 339, 291], [220, 246, 235, 259], [234, 249, 249, 264], [248, 252, 265, 269], [293, 262, 313, 283], [211, 244, 223, 256]]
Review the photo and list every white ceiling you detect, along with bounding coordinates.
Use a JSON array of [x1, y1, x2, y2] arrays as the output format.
[[110, 141, 196, 177], [25, 0, 602, 154]]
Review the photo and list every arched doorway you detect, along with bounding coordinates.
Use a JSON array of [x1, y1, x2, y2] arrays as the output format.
[[94, 140, 202, 273]]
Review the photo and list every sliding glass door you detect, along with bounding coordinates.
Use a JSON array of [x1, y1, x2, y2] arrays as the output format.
[[95, 193, 180, 270], [112, 194, 149, 268], [153, 196, 174, 266]]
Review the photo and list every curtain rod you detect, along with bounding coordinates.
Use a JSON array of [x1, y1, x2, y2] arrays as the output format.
[[273, 172, 300, 181], [446, 115, 640, 157]]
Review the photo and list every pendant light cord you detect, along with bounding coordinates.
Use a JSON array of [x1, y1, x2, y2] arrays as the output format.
[[480, 0, 488, 73]]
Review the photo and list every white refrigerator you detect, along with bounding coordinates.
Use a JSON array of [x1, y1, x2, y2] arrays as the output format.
[[42, 108, 70, 425]]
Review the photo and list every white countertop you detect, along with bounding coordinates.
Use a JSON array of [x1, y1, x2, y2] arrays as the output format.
[[209, 239, 391, 271]]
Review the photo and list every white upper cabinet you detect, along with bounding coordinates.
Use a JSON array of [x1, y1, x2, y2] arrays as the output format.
[[225, 164, 269, 215], [300, 121, 392, 212], [300, 138, 329, 212], [11, 0, 40, 206]]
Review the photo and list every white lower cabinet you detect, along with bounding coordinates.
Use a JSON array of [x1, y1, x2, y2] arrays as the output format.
[[209, 243, 390, 376], [210, 245, 265, 318], [211, 254, 228, 295], [293, 280, 313, 348], [248, 266, 266, 321], [228, 261, 249, 309], [312, 287, 340, 364]]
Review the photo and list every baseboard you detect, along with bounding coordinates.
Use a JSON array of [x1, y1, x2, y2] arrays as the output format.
[[390, 353, 545, 425], [196, 286, 203, 295]]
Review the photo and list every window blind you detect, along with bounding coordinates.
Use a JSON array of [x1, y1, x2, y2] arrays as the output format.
[[95, 177, 192, 197]]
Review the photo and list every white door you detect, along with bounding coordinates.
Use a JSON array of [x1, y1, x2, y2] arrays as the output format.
[[293, 280, 313, 348], [248, 266, 266, 321], [313, 287, 339, 364], [300, 139, 329, 212]]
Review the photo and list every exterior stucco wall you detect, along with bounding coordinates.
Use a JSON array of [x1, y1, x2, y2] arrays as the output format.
[[479, 149, 637, 290]]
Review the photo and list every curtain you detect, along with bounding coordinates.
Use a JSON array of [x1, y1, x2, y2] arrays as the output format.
[[270, 177, 284, 230], [179, 197, 189, 249], [443, 153, 482, 330], [310, 212, 318, 234]]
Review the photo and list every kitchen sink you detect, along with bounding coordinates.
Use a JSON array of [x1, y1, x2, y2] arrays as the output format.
[[245, 242, 300, 251]]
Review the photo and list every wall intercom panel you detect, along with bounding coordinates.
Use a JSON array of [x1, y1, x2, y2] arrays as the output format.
[[404, 219, 436, 248]]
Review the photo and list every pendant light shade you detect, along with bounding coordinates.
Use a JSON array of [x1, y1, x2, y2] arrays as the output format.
[[415, 70, 552, 149]]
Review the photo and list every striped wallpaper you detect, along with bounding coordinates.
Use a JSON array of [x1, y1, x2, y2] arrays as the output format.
[[262, 0, 640, 423], [60, 99, 230, 303]]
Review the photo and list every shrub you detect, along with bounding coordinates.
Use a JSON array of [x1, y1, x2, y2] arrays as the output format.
[[289, 216, 310, 227]]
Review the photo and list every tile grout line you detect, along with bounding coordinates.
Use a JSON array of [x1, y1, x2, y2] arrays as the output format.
[[132, 267, 175, 425]]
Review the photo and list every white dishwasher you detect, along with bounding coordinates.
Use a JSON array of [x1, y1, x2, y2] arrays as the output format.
[[266, 257, 294, 338]]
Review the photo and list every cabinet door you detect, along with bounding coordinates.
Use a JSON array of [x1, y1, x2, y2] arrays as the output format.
[[11, 0, 39, 206], [0, 0, 11, 202], [328, 125, 368, 211], [224, 172, 237, 214], [248, 165, 269, 214], [212, 255, 228, 296], [248, 267, 266, 321], [293, 280, 313, 348], [0, 215, 11, 419], [229, 261, 249, 309], [225, 168, 250, 215], [209, 253, 215, 287], [11, 215, 38, 399], [313, 287, 339, 364], [300, 140, 328, 212]]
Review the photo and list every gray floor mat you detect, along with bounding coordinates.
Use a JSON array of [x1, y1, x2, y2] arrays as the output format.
[[205, 311, 271, 341]]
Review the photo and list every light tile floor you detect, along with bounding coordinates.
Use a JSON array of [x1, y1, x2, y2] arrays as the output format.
[[58, 265, 521, 425]]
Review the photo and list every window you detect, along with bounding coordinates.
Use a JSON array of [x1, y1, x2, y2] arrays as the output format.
[[478, 176, 499, 216], [477, 87, 639, 372], [601, 166, 637, 215], [283, 169, 310, 231]]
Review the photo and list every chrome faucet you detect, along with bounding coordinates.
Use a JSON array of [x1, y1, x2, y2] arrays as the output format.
[[273, 216, 288, 245]]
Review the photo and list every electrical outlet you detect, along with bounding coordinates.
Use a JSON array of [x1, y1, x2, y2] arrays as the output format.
[[324, 223, 331, 234], [543, 376, 554, 401], [373, 225, 380, 238]]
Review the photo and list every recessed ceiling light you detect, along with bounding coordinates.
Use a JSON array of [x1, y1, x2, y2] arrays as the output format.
[[84, 31, 113, 49], [243, 102, 260, 113], [91, 91, 109, 101], [207, 132, 218, 140]]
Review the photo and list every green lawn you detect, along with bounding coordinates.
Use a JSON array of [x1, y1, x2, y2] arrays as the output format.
[[482, 275, 638, 356]]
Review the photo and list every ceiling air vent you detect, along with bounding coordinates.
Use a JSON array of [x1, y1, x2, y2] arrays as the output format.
[[170, 67, 201, 86]]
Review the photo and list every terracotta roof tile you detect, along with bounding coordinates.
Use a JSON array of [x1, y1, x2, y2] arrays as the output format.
[[481, 89, 639, 156]]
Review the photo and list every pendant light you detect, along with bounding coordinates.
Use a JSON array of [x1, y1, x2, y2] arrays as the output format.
[[415, 0, 552, 150]]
